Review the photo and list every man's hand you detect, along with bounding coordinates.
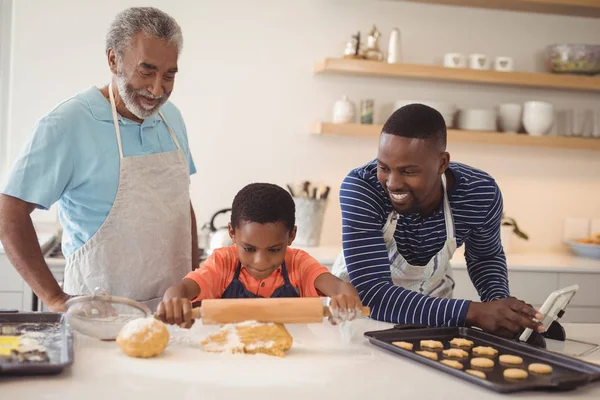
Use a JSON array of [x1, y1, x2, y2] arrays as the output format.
[[46, 292, 71, 312], [466, 297, 544, 338]]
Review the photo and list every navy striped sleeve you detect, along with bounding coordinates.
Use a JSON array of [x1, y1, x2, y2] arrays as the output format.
[[464, 184, 510, 302], [340, 170, 470, 326]]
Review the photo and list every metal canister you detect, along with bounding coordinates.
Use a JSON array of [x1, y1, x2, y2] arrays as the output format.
[[360, 99, 374, 124]]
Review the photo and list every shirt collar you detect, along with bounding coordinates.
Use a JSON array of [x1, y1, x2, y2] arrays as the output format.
[[83, 86, 162, 126]]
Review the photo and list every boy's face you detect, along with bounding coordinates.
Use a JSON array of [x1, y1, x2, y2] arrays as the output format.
[[228, 221, 297, 280]]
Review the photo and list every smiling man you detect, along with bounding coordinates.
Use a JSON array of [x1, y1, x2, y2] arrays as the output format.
[[0, 7, 197, 312], [332, 104, 544, 338]]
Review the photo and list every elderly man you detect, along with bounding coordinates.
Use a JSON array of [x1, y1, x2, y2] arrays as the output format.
[[0, 7, 197, 312]]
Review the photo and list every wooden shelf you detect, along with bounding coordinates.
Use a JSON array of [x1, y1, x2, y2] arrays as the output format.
[[314, 58, 600, 92], [311, 122, 600, 151], [398, 0, 600, 18]]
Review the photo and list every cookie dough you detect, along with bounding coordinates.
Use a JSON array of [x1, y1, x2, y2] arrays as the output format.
[[504, 368, 529, 380], [466, 369, 487, 379], [420, 340, 444, 349], [528, 363, 553, 375], [471, 357, 495, 369], [472, 346, 498, 357], [450, 338, 474, 348], [499, 354, 523, 365], [116, 317, 170, 358], [443, 348, 469, 359], [440, 359, 463, 369], [416, 350, 438, 360], [201, 321, 293, 357], [392, 341, 413, 351]]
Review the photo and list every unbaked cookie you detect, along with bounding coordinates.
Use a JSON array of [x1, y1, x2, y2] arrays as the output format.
[[504, 368, 529, 380], [420, 340, 444, 349], [450, 338, 474, 348], [416, 350, 438, 360], [472, 346, 498, 357], [528, 363, 553, 375], [392, 341, 413, 351], [466, 369, 487, 379], [499, 354, 524, 365], [116, 317, 170, 358], [471, 357, 495, 369], [443, 348, 469, 359], [440, 359, 463, 369]]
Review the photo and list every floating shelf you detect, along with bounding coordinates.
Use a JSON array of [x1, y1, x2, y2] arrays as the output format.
[[314, 58, 600, 92], [398, 0, 600, 18], [311, 122, 600, 151]]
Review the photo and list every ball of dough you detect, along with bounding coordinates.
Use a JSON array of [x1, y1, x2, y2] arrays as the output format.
[[116, 317, 170, 358]]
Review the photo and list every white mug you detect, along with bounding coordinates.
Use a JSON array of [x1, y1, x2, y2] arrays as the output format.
[[444, 53, 467, 68], [469, 54, 490, 70], [494, 56, 514, 72]]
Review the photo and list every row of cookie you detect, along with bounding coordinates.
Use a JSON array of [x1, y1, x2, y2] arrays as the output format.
[[391, 341, 553, 381]]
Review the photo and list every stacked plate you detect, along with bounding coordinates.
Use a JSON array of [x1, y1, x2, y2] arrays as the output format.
[[457, 109, 498, 132], [394, 100, 457, 128]]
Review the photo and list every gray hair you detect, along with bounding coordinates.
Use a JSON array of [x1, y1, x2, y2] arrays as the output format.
[[105, 7, 183, 56]]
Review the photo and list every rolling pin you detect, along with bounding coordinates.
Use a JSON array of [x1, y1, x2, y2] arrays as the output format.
[[160, 297, 370, 325]]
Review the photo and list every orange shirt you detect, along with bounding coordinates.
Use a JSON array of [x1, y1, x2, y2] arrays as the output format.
[[185, 246, 329, 301]]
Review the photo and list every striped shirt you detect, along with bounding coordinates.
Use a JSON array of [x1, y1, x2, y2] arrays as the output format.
[[340, 160, 509, 326]]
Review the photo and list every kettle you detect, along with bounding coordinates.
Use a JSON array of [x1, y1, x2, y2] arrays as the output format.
[[200, 208, 233, 255]]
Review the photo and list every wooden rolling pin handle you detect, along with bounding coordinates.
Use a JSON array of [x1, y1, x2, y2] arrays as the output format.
[[322, 306, 370, 317], [192, 307, 201, 319]]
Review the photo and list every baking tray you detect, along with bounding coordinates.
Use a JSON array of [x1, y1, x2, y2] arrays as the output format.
[[0, 312, 74, 375], [364, 325, 600, 393]]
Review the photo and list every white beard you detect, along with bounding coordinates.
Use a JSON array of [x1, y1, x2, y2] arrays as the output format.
[[115, 70, 169, 120]]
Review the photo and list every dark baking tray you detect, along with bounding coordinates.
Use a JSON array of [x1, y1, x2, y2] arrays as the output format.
[[364, 325, 600, 393], [0, 312, 74, 375]]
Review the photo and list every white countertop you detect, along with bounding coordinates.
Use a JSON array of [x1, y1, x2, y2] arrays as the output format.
[[2, 319, 599, 399], [295, 245, 600, 273]]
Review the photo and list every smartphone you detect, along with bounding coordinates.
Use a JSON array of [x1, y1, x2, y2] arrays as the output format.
[[519, 284, 579, 343]]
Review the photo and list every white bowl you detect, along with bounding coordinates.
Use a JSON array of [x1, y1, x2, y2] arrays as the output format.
[[567, 241, 600, 260], [458, 109, 497, 131], [523, 101, 554, 136]]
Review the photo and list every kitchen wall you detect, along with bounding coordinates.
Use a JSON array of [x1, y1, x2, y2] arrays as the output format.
[[3, 0, 600, 252]]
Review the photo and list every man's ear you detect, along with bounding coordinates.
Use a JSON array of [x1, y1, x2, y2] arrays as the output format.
[[439, 151, 450, 175], [288, 226, 297, 245], [107, 48, 118, 75], [228, 223, 235, 243]]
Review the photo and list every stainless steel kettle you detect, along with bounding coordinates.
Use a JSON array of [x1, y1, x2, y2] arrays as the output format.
[[199, 208, 233, 256]]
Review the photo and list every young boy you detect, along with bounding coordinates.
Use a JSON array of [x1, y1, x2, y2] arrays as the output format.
[[157, 182, 363, 328]]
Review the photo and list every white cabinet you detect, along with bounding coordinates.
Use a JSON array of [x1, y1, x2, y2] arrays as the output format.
[[452, 267, 600, 323]]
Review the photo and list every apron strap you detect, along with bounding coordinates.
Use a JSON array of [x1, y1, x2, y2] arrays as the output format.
[[280, 261, 292, 285], [233, 261, 243, 280], [158, 111, 182, 151], [108, 82, 124, 159], [440, 173, 455, 240]]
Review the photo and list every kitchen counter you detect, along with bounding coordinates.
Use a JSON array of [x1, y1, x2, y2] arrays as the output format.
[[295, 245, 600, 273], [2, 319, 599, 399]]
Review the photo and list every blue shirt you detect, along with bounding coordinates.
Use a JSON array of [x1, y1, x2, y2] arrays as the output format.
[[340, 160, 509, 326], [1, 87, 196, 258]]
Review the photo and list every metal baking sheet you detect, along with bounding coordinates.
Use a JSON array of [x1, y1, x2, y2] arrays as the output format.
[[364, 325, 600, 393], [0, 312, 74, 375]]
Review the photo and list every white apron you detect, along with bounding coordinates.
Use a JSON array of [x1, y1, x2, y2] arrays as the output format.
[[332, 174, 456, 298], [63, 83, 192, 311]]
